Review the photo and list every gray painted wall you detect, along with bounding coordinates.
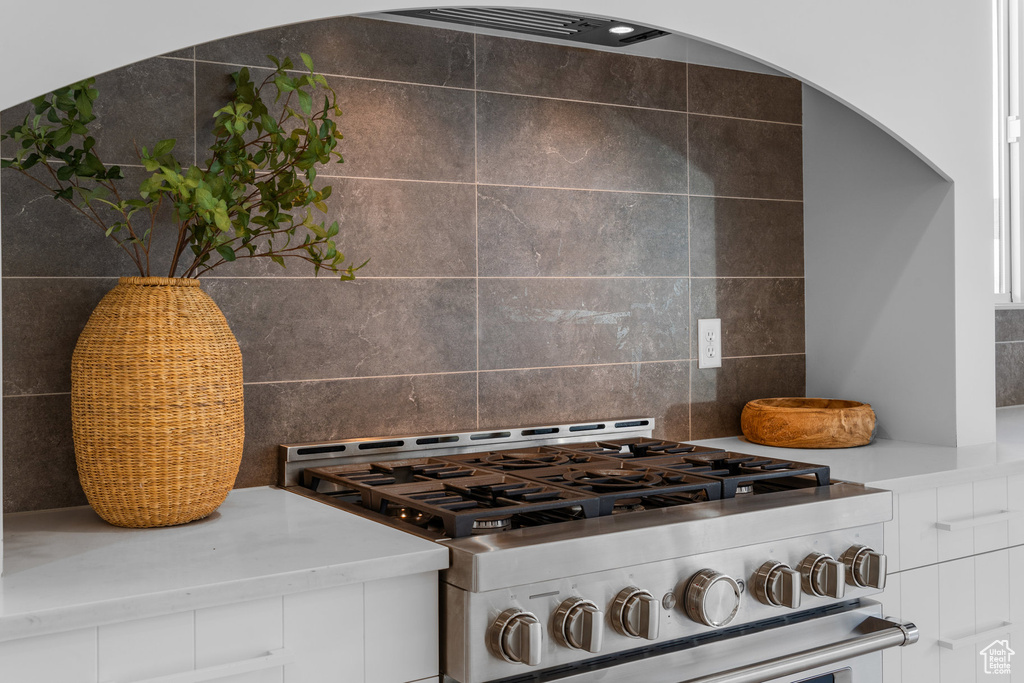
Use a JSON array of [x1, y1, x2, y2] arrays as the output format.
[[803, 85, 956, 444], [1, 16, 805, 513]]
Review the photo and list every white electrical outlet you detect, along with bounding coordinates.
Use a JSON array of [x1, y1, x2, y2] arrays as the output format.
[[697, 318, 722, 369]]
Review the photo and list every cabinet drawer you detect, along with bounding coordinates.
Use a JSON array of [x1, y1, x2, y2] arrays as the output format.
[[0, 627, 97, 683], [896, 476, 1017, 570]]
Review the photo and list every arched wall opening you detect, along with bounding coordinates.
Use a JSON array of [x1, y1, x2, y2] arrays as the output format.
[[0, 3, 994, 535]]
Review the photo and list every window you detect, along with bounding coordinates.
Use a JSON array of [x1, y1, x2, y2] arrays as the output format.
[[997, 0, 1021, 303]]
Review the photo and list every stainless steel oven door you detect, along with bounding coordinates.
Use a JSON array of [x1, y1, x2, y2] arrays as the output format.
[[505, 600, 916, 683]]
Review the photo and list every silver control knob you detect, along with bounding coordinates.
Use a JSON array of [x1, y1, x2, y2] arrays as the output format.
[[798, 552, 846, 598], [840, 545, 887, 589], [752, 561, 802, 609], [611, 586, 660, 640], [553, 597, 604, 653], [684, 569, 742, 627], [486, 608, 542, 666]]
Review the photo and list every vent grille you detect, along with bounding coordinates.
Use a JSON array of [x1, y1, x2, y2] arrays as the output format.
[[385, 7, 669, 48]]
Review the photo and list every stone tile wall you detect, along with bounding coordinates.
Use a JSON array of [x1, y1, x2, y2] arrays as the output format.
[[997, 308, 1024, 406], [0, 16, 805, 512]]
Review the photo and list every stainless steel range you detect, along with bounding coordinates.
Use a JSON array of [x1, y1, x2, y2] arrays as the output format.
[[280, 418, 917, 683]]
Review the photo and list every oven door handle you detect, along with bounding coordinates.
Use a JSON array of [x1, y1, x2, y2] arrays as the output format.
[[680, 616, 918, 683]]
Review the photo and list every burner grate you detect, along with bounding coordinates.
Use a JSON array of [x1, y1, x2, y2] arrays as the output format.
[[644, 452, 831, 498], [368, 474, 602, 538], [564, 437, 725, 460], [515, 460, 722, 515]]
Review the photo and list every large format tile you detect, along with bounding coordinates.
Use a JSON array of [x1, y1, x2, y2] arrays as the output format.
[[479, 278, 689, 370], [996, 308, 1024, 342], [204, 278, 477, 383], [689, 197, 803, 277], [477, 92, 688, 193], [1, 167, 179, 278], [477, 186, 687, 277], [207, 178, 476, 278], [689, 115, 803, 200], [688, 65, 802, 124], [2, 278, 116, 396], [2, 394, 84, 513], [239, 373, 478, 487], [476, 35, 687, 110], [195, 62, 476, 182], [196, 16, 474, 89], [997, 342, 1024, 407], [478, 361, 690, 439], [2, 56, 195, 167], [690, 277, 805, 357], [691, 354, 806, 438]]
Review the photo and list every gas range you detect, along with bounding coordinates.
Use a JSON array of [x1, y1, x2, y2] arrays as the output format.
[[280, 418, 916, 683]]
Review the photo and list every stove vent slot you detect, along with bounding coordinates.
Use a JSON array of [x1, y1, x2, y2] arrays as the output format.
[[614, 419, 651, 429], [569, 422, 605, 432], [470, 430, 513, 440], [295, 444, 347, 456], [384, 8, 669, 48], [522, 427, 559, 436], [415, 435, 460, 445], [357, 439, 405, 450]]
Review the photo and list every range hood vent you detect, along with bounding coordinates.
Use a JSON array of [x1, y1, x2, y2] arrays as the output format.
[[385, 7, 669, 48]]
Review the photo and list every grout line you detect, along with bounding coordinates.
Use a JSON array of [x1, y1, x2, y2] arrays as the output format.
[[0, 162, 804, 205], [2, 352, 808, 400], [995, 339, 1024, 343], [686, 61, 692, 441], [1, 275, 804, 281], [474, 34, 481, 430], [193, 55, 198, 169], [0, 275, 804, 281], [190, 57, 801, 127]]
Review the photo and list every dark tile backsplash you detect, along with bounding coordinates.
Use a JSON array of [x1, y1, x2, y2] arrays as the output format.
[[997, 308, 1024, 407], [1, 16, 804, 512]]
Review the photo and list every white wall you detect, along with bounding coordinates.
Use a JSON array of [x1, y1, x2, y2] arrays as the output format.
[[804, 85, 958, 444], [0, 1, 996, 458]]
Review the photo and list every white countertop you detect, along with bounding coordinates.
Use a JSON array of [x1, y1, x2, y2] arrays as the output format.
[[694, 405, 1024, 492], [0, 486, 448, 643]]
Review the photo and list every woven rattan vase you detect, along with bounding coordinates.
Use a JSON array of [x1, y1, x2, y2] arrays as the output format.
[[71, 277, 244, 528]]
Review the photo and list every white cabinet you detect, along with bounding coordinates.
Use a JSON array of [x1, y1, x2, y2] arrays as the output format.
[[883, 472, 1021, 683], [0, 573, 439, 683]]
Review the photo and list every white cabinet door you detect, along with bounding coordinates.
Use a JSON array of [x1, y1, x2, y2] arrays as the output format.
[[364, 572, 439, 683], [97, 611, 194, 682], [0, 627, 97, 683], [283, 583, 364, 683], [899, 563, 940, 683], [195, 597, 285, 683]]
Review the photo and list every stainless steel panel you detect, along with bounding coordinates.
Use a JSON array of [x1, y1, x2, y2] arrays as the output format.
[[444, 600, 902, 683], [279, 417, 654, 485], [443, 485, 892, 591]]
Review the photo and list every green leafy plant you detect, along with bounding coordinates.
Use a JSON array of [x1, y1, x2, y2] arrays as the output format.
[[1, 54, 363, 279]]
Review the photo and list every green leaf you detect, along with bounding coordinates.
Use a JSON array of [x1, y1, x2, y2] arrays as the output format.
[[300, 53, 314, 72], [153, 139, 176, 157], [216, 245, 237, 261], [56, 164, 75, 180], [297, 90, 312, 115]]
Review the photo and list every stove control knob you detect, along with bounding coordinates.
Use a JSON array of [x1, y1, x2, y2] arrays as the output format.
[[684, 569, 742, 627], [752, 561, 802, 609], [487, 608, 542, 666], [840, 545, 887, 589], [553, 597, 604, 653], [798, 552, 846, 598], [611, 587, 660, 640]]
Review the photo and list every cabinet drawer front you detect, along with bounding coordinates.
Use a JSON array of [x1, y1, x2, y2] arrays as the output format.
[[0, 627, 97, 683]]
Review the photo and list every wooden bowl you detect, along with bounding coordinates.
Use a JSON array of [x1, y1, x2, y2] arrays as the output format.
[[741, 398, 876, 449]]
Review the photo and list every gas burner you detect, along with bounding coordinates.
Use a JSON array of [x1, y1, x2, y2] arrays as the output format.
[[445, 446, 590, 471], [735, 484, 754, 495], [612, 497, 645, 513], [472, 515, 512, 533], [386, 505, 436, 527], [564, 437, 725, 460], [481, 451, 571, 469], [562, 467, 663, 492]]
